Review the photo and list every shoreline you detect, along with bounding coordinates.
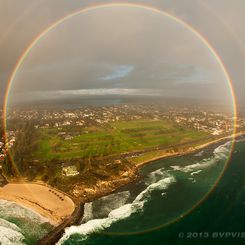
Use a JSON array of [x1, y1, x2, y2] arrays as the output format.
[[1, 132, 244, 244], [0, 182, 76, 225], [40, 132, 244, 244], [135, 132, 245, 168]]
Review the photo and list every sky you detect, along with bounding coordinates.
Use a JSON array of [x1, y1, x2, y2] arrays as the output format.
[[0, 0, 244, 108]]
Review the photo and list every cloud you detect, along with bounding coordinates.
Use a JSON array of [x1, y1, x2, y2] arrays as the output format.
[[21, 88, 161, 98], [3, 2, 238, 106], [12, 88, 163, 103], [101, 65, 134, 81]]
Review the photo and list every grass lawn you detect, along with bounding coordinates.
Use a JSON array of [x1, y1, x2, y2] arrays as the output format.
[[33, 119, 209, 161]]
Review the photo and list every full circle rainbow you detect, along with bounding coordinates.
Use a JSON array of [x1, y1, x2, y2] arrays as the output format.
[[3, 2, 238, 237]]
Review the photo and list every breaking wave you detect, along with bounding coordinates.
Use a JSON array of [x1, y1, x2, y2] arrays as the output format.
[[190, 170, 203, 176], [145, 168, 168, 185], [0, 200, 53, 245], [0, 200, 49, 224], [57, 141, 232, 244], [194, 150, 204, 157], [82, 191, 130, 223], [135, 176, 175, 202], [0, 218, 24, 245], [57, 175, 175, 244], [0, 226, 24, 245], [171, 141, 231, 174]]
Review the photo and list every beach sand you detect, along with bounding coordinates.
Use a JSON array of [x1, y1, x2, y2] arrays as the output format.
[[0, 183, 75, 225]]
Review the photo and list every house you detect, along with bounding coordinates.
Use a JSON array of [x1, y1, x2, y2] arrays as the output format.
[[212, 129, 223, 136], [65, 135, 73, 141], [62, 165, 79, 177], [58, 132, 66, 136], [114, 159, 122, 164]]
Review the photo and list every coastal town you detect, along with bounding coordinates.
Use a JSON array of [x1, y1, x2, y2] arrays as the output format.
[[0, 104, 245, 244], [3, 104, 244, 132], [1, 104, 245, 178]]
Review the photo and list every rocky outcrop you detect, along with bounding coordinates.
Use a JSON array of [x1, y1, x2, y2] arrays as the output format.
[[72, 168, 138, 202]]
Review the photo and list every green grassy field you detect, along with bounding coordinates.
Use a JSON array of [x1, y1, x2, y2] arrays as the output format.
[[33, 119, 209, 161]]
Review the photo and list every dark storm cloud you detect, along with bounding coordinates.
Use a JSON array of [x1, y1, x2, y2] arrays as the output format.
[[9, 7, 225, 98], [0, 0, 244, 106]]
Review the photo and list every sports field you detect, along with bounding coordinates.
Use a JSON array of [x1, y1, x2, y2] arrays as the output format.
[[34, 119, 208, 160]]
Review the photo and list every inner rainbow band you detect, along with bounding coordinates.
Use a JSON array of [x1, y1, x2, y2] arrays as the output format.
[[2, 2, 238, 235]]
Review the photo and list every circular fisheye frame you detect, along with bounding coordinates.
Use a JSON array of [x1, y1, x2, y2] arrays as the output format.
[[3, 3, 236, 244]]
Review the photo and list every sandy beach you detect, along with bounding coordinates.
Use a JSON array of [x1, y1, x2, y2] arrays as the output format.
[[0, 183, 75, 225]]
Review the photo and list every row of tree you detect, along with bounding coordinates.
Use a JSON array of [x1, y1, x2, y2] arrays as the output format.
[[4, 121, 39, 178]]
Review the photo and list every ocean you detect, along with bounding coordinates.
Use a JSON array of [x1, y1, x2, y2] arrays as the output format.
[[1, 138, 245, 245], [57, 137, 245, 245], [0, 200, 53, 245]]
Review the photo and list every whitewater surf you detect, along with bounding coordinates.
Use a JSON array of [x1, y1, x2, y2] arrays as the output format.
[[57, 140, 232, 244]]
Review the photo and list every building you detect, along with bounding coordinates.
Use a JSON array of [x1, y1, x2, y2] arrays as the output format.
[[62, 165, 79, 177], [65, 135, 73, 140], [114, 159, 122, 164]]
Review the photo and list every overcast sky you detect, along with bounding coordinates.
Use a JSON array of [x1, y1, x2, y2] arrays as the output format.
[[0, 0, 244, 107]]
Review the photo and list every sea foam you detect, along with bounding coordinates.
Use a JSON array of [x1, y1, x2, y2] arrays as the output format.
[[145, 167, 167, 185], [82, 191, 130, 223], [57, 175, 175, 244], [171, 141, 231, 174], [0, 199, 53, 245], [0, 219, 25, 245], [58, 142, 231, 244], [0, 199, 49, 224]]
